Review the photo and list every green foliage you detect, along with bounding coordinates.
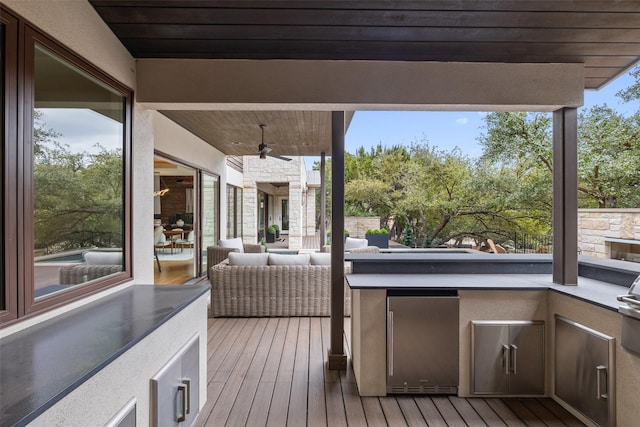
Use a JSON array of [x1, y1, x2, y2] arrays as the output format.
[[266, 226, 276, 234], [403, 224, 413, 247], [616, 65, 640, 104], [272, 224, 279, 231], [366, 228, 388, 235]]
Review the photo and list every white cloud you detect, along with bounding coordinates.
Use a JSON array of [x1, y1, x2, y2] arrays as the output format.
[[455, 117, 469, 125]]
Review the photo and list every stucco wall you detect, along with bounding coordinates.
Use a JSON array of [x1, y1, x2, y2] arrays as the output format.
[[578, 209, 640, 258]]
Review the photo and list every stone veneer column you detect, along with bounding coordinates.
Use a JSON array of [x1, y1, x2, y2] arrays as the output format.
[[243, 185, 257, 244], [306, 188, 317, 237], [288, 183, 303, 249]]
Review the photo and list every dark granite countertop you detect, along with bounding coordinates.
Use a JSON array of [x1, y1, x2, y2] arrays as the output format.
[[346, 273, 628, 311], [0, 284, 210, 427]]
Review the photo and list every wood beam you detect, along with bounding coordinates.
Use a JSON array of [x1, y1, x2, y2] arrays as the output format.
[[328, 112, 347, 370], [552, 107, 578, 285]]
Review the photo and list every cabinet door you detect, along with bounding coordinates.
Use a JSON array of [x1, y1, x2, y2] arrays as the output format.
[[555, 316, 614, 427], [509, 323, 544, 395], [150, 336, 200, 427], [473, 323, 510, 394]]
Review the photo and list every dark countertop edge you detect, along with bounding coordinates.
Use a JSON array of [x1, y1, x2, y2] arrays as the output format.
[[345, 274, 625, 312], [12, 284, 210, 427], [345, 253, 553, 263]]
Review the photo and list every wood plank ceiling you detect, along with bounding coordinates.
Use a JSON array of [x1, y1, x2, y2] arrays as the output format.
[[89, 0, 640, 155]]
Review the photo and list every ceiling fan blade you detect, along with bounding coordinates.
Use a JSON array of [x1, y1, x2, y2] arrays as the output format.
[[267, 152, 292, 161]]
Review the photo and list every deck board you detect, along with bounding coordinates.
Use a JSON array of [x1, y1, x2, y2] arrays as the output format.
[[197, 317, 585, 426]]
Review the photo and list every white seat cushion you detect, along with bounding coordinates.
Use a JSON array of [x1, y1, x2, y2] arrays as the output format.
[[218, 237, 244, 253], [344, 237, 368, 250], [268, 253, 311, 266], [228, 252, 269, 266], [310, 253, 332, 265]]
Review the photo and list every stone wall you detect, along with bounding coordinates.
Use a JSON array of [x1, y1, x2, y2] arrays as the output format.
[[242, 157, 307, 248], [345, 217, 381, 238], [578, 209, 640, 258]]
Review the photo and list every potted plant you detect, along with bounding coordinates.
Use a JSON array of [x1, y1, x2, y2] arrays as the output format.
[[272, 224, 280, 239], [365, 228, 389, 248], [266, 225, 277, 243], [344, 229, 350, 241]]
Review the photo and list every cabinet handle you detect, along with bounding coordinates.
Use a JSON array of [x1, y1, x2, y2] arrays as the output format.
[[596, 365, 608, 400], [177, 383, 187, 422], [183, 379, 191, 415], [510, 344, 518, 375], [502, 345, 510, 375], [388, 311, 394, 377]]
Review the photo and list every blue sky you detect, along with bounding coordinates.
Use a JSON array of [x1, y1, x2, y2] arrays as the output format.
[[342, 70, 639, 161]]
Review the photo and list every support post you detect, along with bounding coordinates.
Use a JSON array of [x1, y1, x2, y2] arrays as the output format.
[[328, 112, 347, 370], [319, 152, 326, 251], [552, 107, 578, 285]]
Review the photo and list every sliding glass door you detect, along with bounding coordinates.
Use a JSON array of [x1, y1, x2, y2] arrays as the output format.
[[201, 173, 219, 274]]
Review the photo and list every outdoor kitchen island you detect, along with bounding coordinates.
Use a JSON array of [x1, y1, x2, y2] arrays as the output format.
[[345, 253, 640, 427]]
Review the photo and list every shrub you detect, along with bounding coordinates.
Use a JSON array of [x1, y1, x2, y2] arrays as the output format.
[[267, 226, 276, 234], [272, 224, 279, 231], [366, 228, 388, 235]]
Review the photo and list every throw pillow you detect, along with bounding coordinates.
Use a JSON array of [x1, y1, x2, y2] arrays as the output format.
[[268, 253, 311, 266], [84, 251, 123, 265], [310, 253, 332, 265], [344, 237, 368, 250], [228, 252, 269, 266], [218, 237, 244, 253]]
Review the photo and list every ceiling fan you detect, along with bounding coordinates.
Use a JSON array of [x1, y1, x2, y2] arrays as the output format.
[[258, 124, 292, 161]]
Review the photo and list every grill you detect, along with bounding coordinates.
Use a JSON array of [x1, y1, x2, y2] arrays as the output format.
[[617, 276, 640, 353]]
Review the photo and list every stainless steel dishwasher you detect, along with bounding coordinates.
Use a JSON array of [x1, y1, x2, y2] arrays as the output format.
[[387, 290, 459, 394]]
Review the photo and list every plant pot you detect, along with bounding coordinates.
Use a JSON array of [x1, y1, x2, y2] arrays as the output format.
[[266, 232, 276, 243], [365, 233, 389, 248], [275, 230, 280, 239]]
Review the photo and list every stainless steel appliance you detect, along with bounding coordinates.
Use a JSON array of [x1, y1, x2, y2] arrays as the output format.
[[472, 320, 545, 395], [555, 315, 615, 427], [387, 291, 459, 394], [617, 275, 640, 354]]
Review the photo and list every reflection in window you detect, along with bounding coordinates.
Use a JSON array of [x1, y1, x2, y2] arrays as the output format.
[[33, 45, 125, 298], [201, 173, 219, 274]]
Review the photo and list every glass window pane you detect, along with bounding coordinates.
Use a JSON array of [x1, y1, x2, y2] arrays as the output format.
[[32, 45, 125, 298], [201, 173, 219, 273], [226, 185, 234, 238], [236, 187, 243, 238]]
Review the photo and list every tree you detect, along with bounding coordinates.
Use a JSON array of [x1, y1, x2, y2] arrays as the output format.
[[577, 105, 640, 207], [617, 65, 640, 104], [478, 110, 640, 209]]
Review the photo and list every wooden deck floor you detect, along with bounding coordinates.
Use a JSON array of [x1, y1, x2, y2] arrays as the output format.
[[195, 317, 584, 427]]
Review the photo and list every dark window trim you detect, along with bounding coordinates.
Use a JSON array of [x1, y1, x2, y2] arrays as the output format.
[[154, 150, 220, 278], [1, 6, 133, 325], [227, 184, 243, 239], [1, 8, 19, 323]]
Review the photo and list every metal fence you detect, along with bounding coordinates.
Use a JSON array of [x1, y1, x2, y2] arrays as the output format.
[[511, 232, 553, 254]]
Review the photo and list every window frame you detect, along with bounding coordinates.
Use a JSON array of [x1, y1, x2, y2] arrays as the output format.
[[1, 8, 19, 323], [1, 7, 133, 324]]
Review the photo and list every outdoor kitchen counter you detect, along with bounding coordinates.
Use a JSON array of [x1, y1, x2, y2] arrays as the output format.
[[0, 284, 210, 426], [345, 273, 627, 311]]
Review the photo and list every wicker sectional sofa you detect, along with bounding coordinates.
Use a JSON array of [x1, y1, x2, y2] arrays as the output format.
[[208, 252, 353, 317]]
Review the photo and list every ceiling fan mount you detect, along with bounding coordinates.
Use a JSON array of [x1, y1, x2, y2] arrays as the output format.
[[258, 124, 291, 161]]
